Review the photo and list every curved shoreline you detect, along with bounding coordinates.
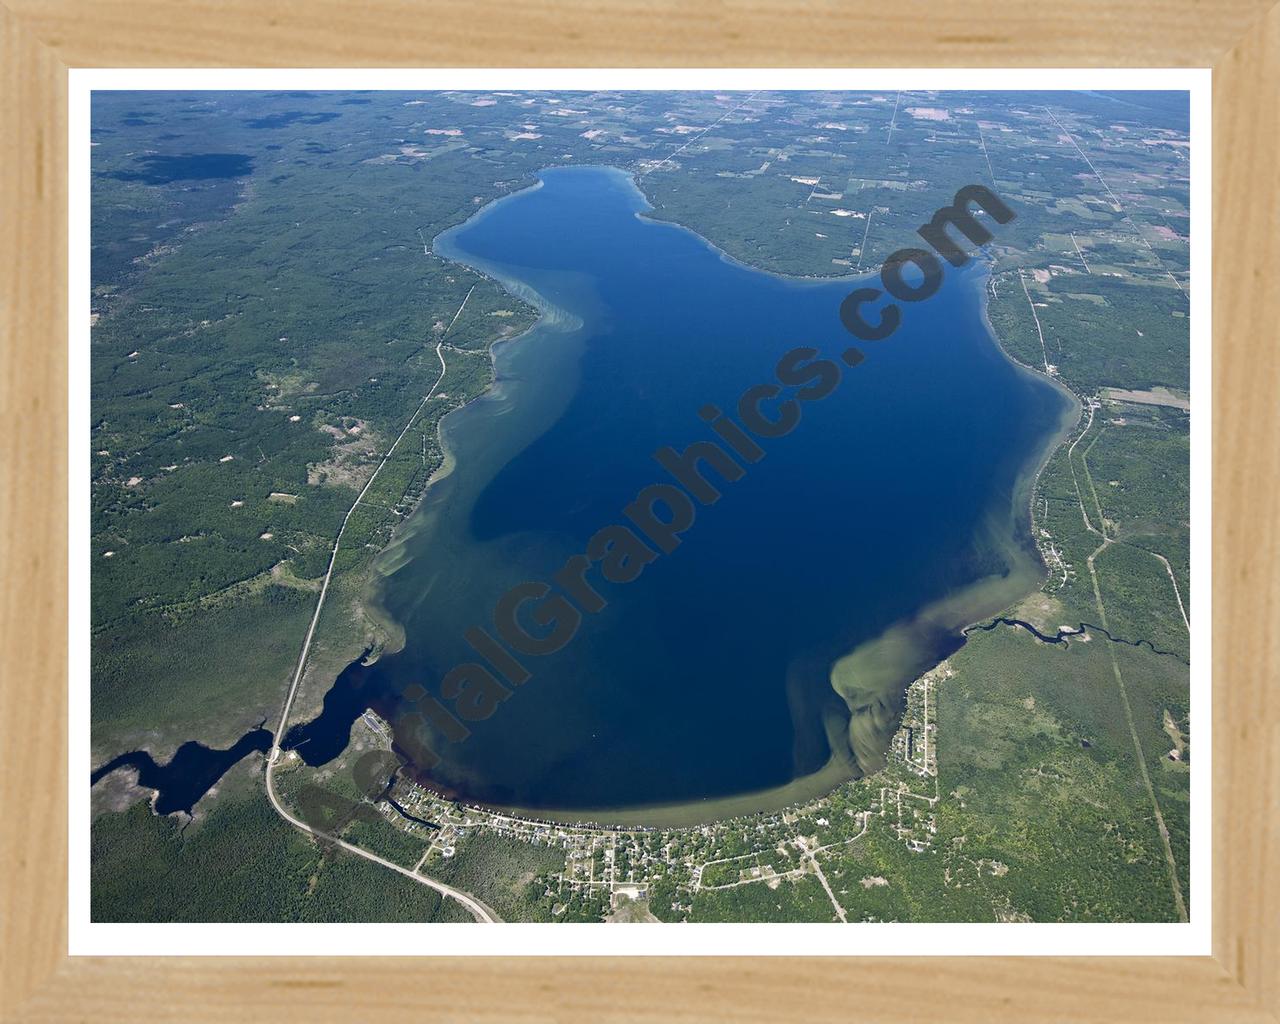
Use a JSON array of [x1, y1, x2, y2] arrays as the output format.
[[971, 260, 1084, 580], [96, 174, 1083, 835], [361, 177, 587, 656], [367, 164, 879, 642], [351, 166, 1079, 828]]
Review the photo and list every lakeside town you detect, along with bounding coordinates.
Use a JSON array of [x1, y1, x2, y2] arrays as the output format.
[[355, 665, 942, 923]]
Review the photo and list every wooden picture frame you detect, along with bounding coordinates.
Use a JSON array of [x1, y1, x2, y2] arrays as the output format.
[[2, 2, 1276, 1019]]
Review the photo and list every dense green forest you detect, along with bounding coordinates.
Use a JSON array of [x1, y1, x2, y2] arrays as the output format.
[[91, 782, 469, 922], [90, 88, 1191, 924]]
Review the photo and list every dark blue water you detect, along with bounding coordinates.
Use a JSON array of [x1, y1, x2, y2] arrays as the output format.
[[91, 728, 272, 816], [283, 166, 1072, 820]]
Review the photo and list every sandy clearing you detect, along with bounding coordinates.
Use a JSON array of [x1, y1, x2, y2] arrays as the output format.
[[1102, 386, 1190, 410]]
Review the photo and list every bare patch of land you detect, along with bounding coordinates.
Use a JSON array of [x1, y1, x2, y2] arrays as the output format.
[[307, 418, 379, 488], [1102, 386, 1190, 410]]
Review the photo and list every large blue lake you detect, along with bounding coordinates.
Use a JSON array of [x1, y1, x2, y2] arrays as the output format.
[[285, 165, 1074, 823]]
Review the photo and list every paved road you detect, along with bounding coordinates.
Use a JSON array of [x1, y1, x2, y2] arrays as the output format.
[[264, 763, 502, 923], [264, 286, 501, 923]]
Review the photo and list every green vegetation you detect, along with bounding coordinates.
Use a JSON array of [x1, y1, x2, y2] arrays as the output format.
[[426, 832, 565, 922], [90, 93, 544, 760], [988, 272, 1189, 392], [342, 814, 431, 868], [1094, 543, 1189, 659], [260, 620, 1188, 925], [1032, 401, 1189, 662], [92, 586, 314, 755], [818, 833, 934, 922], [689, 874, 838, 922], [91, 784, 464, 922], [90, 89, 1191, 924], [933, 629, 1187, 921]]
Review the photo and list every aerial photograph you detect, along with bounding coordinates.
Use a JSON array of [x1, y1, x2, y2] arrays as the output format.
[[87, 87, 1192, 925]]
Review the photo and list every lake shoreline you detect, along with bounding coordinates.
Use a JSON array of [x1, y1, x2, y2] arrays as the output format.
[[317, 166, 1079, 828], [361, 175, 586, 657]]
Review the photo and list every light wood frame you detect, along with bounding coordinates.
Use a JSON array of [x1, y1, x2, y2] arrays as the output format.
[[2, 3, 1277, 1020]]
